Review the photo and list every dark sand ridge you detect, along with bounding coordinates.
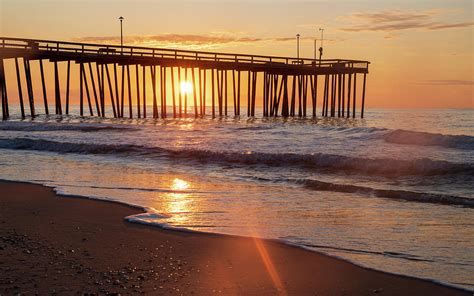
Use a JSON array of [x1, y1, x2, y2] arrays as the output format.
[[0, 180, 469, 295]]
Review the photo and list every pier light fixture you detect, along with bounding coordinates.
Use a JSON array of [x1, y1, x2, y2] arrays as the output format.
[[318, 28, 324, 64], [296, 34, 300, 61], [119, 16, 124, 54]]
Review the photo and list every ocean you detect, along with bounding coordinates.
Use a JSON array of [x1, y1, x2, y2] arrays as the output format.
[[0, 107, 472, 290]]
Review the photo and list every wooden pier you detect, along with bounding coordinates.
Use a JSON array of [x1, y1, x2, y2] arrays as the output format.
[[0, 37, 370, 120]]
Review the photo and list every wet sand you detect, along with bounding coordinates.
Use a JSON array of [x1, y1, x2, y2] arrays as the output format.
[[0, 180, 469, 295]]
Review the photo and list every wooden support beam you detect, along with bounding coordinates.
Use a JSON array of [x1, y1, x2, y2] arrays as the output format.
[[314, 75, 318, 118], [136, 65, 141, 119], [66, 61, 70, 115], [202, 69, 207, 116], [269, 75, 274, 116], [282, 74, 289, 117], [0, 59, 7, 120], [310, 75, 317, 117], [54, 61, 62, 115], [151, 66, 158, 119], [291, 75, 296, 117], [323, 75, 329, 117], [184, 67, 188, 116], [347, 73, 351, 118], [198, 68, 202, 117], [297, 75, 302, 117], [251, 71, 257, 117], [217, 69, 223, 117], [224, 70, 228, 116], [88, 63, 101, 116], [142, 66, 146, 118], [337, 74, 342, 118], [352, 73, 357, 118], [120, 65, 125, 117], [105, 64, 117, 118], [331, 74, 335, 117], [171, 66, 176, 118], [341, 74, 345, 117], [14, 58, 25, 119], [39, 60, 49, 115], [247, 71, 251, 117], [178, 67, 182, 118], [161, 67, 168, 118], [81, 63, 93, 116], [266, 73, 271, 117], [274, 74, 284, 117], [237, 71, 241, 116], [211, 69, 215, 118], [113, 64, 120, 117], [101, 64, 105, 117], [262, 73, 267, 117], [127, 65, 133, 118], [303, 75, 308, 117], [232, 70, 238, 116], [160, 66, 164, 119], [272, 75, 279, 117], [192, 67, 198, 118], [361, 73, 367, 118], [79, 63, 84, 116]]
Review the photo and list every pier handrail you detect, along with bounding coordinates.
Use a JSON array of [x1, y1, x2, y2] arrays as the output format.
[[0, 36, 370, 69]]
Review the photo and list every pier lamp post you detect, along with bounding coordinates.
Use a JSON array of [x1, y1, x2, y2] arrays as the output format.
[[296, 34, 300, 62], [119, 16, 124, 54], [318, 28, 324, 64]]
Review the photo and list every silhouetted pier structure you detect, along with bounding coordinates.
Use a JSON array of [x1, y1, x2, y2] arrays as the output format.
[[0, 37, 370, 120]]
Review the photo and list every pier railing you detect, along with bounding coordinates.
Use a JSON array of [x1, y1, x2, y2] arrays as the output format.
[[0, 37, 369, 70]]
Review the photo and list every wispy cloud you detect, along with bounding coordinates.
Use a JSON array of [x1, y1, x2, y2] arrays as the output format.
[[415, 80, 474, 86], [339, 10, 474, 33], [73, 34, 316, 50]]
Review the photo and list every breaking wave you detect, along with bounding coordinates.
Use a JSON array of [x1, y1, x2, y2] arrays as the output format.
[[378, 129, 474, 150], [293, 179, 474, 207], [0, 138, 472, 178]]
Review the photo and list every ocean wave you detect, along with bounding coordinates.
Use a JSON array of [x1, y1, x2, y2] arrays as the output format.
[[0, 122, 135, 132], [379, 129, 474, 150], [0, 137, 473, 177], [293, 179, 474, 207]]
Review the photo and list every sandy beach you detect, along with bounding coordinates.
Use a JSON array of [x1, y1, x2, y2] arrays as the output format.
[[0, 180, 469, 295]]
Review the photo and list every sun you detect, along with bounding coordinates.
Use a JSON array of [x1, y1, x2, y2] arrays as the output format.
[[180, 82, 193, 94]]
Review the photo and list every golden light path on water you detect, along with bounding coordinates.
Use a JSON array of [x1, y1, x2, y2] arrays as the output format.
[[162, 178, 193, 225]]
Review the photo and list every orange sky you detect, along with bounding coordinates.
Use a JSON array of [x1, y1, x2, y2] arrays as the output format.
[[1, 0, 473, 109]]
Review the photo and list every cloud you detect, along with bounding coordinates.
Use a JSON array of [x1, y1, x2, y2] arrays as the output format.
[[415, 80, 474, 86], [73, 34, 315, 50], [340, 10, 474, 33], [427, 22, 474, 30]]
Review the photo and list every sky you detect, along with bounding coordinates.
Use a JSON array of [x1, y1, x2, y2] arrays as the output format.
[[0, 0, 473, 109]]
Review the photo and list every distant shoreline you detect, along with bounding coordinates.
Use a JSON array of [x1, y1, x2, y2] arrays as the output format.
[[0, 180, 469, 295]]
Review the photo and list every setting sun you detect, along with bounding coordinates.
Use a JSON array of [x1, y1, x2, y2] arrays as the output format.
[[180, 82, 193, 95]]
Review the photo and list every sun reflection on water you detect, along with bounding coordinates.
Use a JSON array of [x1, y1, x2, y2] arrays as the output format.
[[171, 178, 189, 191], [164, 178, 193, 224]]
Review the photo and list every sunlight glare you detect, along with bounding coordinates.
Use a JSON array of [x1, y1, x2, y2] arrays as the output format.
[[180, 82, 193, 95]]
